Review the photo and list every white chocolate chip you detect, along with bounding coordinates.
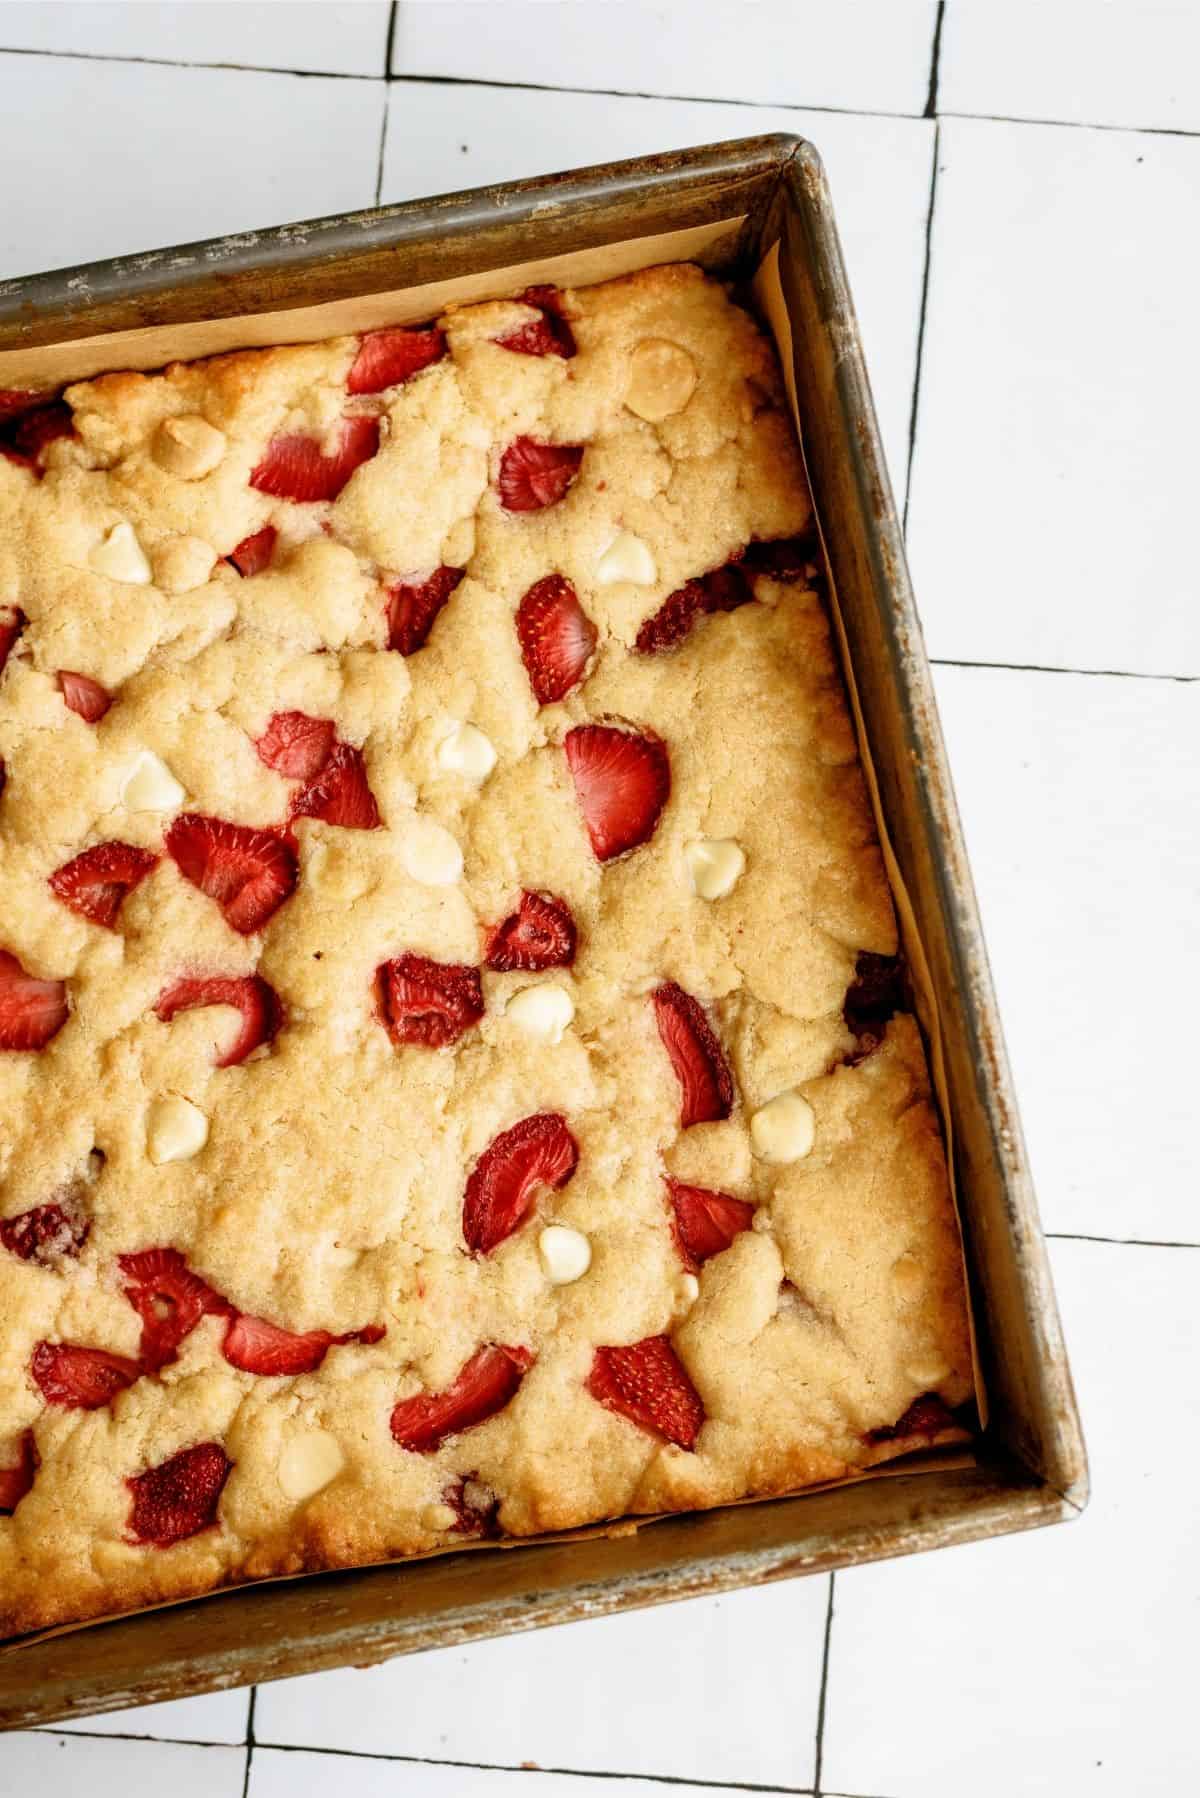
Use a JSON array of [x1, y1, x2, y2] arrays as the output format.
[[624, 338, 699, 422], [676, 1272, 701, 1308], [278, 1430, 344, 1502], [595, 529, 656, 586], [152, 535, 218, 595], [152, 415, 227, 479], [750, 1091, 815, 1163], [122, 749, 185, 813], [538, 1224, 592, 1285], [905, 1354, 952, 1389], [685, 837, 746, 900], [437, 721, 497, 782], [421, 1501, 458, 1531], [401, 816, 463, 886], [146, 1095, 208, 1165], [90, 521, 152, 585], [505, 983, 574, 1044]]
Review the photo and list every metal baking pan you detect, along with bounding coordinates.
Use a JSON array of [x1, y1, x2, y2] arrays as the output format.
[[0, 135, 1086, 1727]]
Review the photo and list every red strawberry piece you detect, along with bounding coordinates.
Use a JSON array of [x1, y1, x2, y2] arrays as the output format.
[[289, 740, 381, 830], [384, 564, 465, 655], [31, 1341, 142, 1410], [48, 840, 158, 930], [462, 1112, 578, 1255], [227, 523, 278, 576], [0, 389, 41, 421], [0, 949, 68, 1051], [0, 604, 25, 675], [347, 325, 447, 395], [564, 723, 670, 862], [375, 953, 484, 1050], [635, 561, 753, 655], [741, 533, 821, 580], [126, 1441, 232, 1547], [495, 286, 576, 360], [516, 573, 597, 704], [666, 1179, 755, 1272], [165, 813, 298, 934], [222, 1312, 385, 1376], [119, 1247, 232, 1373], [842, 951, 903, 1060], [586, 1335, 705, 1451], [250, 415, 380, 503], [1, 1197, 90, 1263], [869, 1393, 959, 1444], [58, 669, 112, 723], [440, 1473, 501, 1537], [390, 1343, 533, 1453], [154, 973, 283, 1068], [652, 982, 734, 1127], [497, 436, 584, 512], [10, 401, 74, 462], [0, 1429, 37, 1514], [484, 890, 576, 972], [254, 709, 336, 780]]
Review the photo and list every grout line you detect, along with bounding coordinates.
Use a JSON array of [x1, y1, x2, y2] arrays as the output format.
[[929, 655, 1198, 684], [0, 43, 374, 79], [812, 1574, 836, 1795], [383, 0, 399, 80], [1047, 1231, 1200, 1250], [385, 68, 921, 121], [923, 0, 946, 119], [253, 1738, 813, 1792], [940, 106, 1200, 140], [374, 78, 392, 204], [903, 119, 941, 528], [39, 1726, 236, 1747], [241, 1687, 258, 1798]]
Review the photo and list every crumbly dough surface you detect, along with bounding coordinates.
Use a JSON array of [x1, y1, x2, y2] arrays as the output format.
[[0, 264, 971, 1637]]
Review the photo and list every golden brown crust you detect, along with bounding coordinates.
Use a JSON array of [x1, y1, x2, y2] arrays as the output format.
[[0, 263, 971, 1639]]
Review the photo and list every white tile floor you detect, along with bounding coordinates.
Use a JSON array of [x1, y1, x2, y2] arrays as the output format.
[[1, 3, 1196, 1793]]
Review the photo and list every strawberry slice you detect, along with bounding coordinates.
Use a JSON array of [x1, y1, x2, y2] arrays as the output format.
[[741, 533, 821, 580], [154, 973, 283, 1067], [375, 953, 484, 1050], [1, 1197, 90, 1263], [497, 436, 583, 512], [0, 389, 41, 420], [484, 890, 576, 972], [126, 1441, 232, 1547], [9, 401, 74, 462], [222, 1312, 385, 1376], [652, 982, 734, 1127], [58, 669, 113, 723], [0, 1429, 37, 1514], [254, 709, 336, 780], [635, 563, 752, 655], [384, 565, 465, 655], [348, 325, 446, 395], [869, 1393, 959, 1443], [495, 286, 576, 360], [165, 814, 298, 935], [0, 949, 68, 1051], [440, 1473, 501, 1537], [48, 840, 158, 930], [31, 1341, 142, 1409], [250, 416, 380, 503], [564, 723, 670, 862], [226, 523, 278, 576], [516, 574, 597, 704], [390, 1343, 533, 1453], [843, 951, 903, 1060], [119, 1247, 232, 1372], [289, 740, 381, 830], [462, 1112, 578, 1255], [666, 1179, 754, 1272], [587, 1335, 705, 1450], [0, 604, 25, 675]]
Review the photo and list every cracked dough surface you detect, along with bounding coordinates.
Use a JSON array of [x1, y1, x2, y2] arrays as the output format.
[[0, 263, 971, 1638]]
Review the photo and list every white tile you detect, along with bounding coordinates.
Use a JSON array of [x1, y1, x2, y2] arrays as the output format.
[[941, 0, 1200, 133], [394, 0, 938, 116], [255, 1576, 827, 1787], [934, 663, 1199, 1244], [382, 82, 933, 494], [823, 1237, 1200, 1797], [41, 1686, 250, 1744], [0, 54, 383, 279], [5, 1732, 244, 1795], [252, 1746, 723, 1796], [0, 1, 392, 78], [907, 116, 1200, 677]]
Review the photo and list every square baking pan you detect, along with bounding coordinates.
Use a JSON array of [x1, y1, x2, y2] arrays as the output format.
[[0, 134, 1087, 1727]]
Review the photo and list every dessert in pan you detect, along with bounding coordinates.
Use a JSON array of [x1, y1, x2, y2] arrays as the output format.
[[0, 264, 971, 1638]]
